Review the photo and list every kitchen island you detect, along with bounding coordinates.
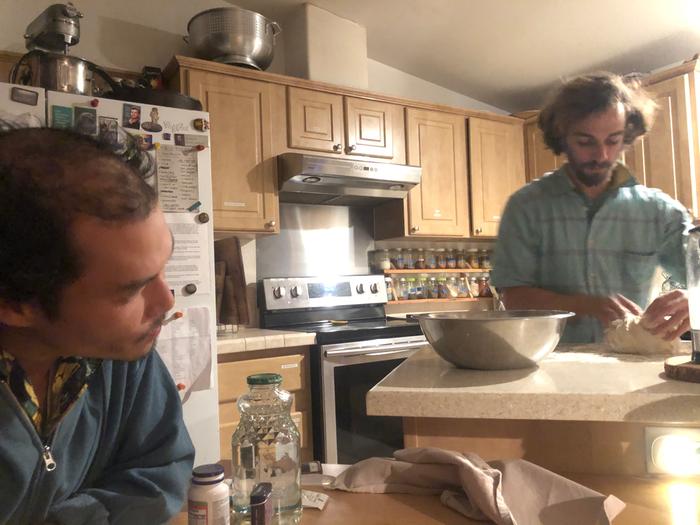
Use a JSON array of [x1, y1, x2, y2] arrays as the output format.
[[365, 344, 700, 523]]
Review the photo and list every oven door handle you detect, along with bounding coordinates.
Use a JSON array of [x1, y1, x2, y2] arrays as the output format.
[[325, 341, 426, 357]]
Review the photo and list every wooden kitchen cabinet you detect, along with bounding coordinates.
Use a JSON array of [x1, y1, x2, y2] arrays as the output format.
[[469, 117, 527, 237], [374, 109, 469, 238], [524, 118, 562, 181], [624, 66, 700, 217], [286, 86, 406, 163], [167, 66, 282, 233], [217, 348, 313, 462]]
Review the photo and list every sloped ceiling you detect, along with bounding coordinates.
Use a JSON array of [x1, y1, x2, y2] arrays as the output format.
[[228, 0, 700, 112]]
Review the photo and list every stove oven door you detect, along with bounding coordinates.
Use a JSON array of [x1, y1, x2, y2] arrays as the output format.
[[312, 335, 426, 464]]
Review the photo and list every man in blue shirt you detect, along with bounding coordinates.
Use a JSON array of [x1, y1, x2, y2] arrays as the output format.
[[492, 73, 692, 343], [0, 127, 194, 524]]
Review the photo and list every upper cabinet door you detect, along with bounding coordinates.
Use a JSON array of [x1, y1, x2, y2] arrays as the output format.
[[406, 108, 469, 237], [469, 117, 526, 237], [186, 70, 279, 233], [287, 87, 344, 154], [625, 74, 697, 217], [344, 97, 405, 162], [524, 120, 562, 182]]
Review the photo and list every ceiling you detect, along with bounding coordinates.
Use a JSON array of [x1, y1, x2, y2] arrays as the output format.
[[227, 0, 700, 112]]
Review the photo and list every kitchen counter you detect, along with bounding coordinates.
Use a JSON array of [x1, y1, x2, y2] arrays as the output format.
[[366, 344, 700, 481], [366, 344, 700, 423], [217, 327, 315, 356]]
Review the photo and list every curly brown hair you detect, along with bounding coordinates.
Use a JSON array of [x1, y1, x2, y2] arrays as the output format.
[[0, 127, 157, 319], [538, 72, 657, 155]]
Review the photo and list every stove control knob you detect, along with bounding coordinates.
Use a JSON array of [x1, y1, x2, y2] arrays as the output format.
[[290, 285, 301, 298], [370, 283, 379, 294], [272, 286, 286, 299], [356, 283, 365, 294]]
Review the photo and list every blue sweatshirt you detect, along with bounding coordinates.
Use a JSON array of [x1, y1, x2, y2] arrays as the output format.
[[0, 350, 195, 524]]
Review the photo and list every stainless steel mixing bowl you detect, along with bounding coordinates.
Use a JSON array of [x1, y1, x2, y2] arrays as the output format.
[[415, 310, 575, 370]]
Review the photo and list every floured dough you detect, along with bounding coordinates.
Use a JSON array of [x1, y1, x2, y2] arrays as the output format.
[[604, 314, 685, 355]]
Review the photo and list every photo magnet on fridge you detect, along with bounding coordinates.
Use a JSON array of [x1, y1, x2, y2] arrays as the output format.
[[122, 103, 141, 129], [51, 105, 73, 129], [74, 106, 97, 135], [98, 116, 119, 145]]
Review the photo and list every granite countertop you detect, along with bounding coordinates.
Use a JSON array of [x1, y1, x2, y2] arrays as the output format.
[[217, 327, 316, 355], [366, 344, 700, 423]]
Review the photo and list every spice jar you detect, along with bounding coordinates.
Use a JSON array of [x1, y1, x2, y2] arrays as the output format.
[[446, 249, 457, 269], [479, 250, 492, 270], [389, 248, 402, 270], [414, 248, 426, 269], [437, 277, 449, 298], [396, 277, 408, 300], [467, 248, 479, 269], [377, 249, 391, 271], [478, 275, 493, 297], [427, 277, 438, 298], [406, 277, 417, 300], [456, 249, 467, 269], [446, 276, 458, 298], [415, 275, 427, 299], [403, 248, 414, 269], [469, 276, 480, 298], [457, 275, 470, 298], [436, 248, 447, 269], [426, 249, 437, 269]]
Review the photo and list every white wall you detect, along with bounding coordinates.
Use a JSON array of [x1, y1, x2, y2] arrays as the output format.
[[368, 59, 507, 114], [0, 0, 286, 74]]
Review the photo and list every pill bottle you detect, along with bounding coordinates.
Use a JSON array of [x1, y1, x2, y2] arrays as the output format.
[[188, 464, 230, 525]]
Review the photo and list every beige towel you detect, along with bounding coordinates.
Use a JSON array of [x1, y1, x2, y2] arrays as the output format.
[[331, 447, 625, 525]]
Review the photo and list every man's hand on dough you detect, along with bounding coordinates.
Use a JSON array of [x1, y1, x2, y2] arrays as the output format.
[[588, 294, 642, 326], [641, 289, 689, 341]]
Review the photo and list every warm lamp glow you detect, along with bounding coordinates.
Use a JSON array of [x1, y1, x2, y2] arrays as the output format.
[[651, 434, 700, 476]]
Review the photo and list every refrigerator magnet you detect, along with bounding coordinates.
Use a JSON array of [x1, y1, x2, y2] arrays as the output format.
[[98, 116, 119, 145], [122, 103, 141, 129], [74, 107, 97, 135], [51, 105, 73, 129], [192, 118, 209, 131], [141, 107, 163, 132]]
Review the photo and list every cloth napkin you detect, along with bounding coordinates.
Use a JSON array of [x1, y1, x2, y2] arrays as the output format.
[[331, 447, 625, 525]]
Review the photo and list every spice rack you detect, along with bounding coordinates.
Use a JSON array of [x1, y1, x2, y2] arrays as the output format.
[[383, 268, 490, 274], [382, 269, 493, 304]]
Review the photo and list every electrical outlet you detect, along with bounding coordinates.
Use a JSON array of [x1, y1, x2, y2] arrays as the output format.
[[645, 426, 700, 476]]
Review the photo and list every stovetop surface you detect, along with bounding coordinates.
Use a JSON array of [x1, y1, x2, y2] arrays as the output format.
[[286, 316, 424, 345]]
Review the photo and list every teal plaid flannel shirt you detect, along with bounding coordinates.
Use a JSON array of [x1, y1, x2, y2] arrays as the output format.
[[491, 163, 693, 343]]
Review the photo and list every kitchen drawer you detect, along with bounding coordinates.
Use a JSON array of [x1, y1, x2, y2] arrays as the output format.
[[218, 353, 306, 403], [220, 410, 311, 461]]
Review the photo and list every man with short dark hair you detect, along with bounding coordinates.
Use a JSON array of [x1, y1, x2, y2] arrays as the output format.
[[492, 73, 692, 343], [0, 128, 194, 523]]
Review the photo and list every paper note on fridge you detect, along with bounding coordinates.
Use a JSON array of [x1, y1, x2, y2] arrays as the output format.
[[157, 305, 212, 400], [156, 144, 200, 212], [165, 212, 211, 296]]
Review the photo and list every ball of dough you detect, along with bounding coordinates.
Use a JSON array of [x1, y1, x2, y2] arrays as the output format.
[[604, 314, 685, 355]]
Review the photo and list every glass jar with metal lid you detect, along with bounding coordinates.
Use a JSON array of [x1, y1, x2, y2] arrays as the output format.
[[467, 248, 480, 269], [436, 248, 447, 269], [414, 248, 426, 269]]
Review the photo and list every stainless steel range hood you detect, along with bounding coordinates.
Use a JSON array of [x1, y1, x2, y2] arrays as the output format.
[[277, 153, 421, 206]]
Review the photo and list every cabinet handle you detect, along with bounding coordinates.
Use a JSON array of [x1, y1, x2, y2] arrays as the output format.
[[333, 143, 342, 152], [410, 226, 420, 233], [266, 220, 276, 229], [346, 144, 357, 152], [474, 227, 482, 235]]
